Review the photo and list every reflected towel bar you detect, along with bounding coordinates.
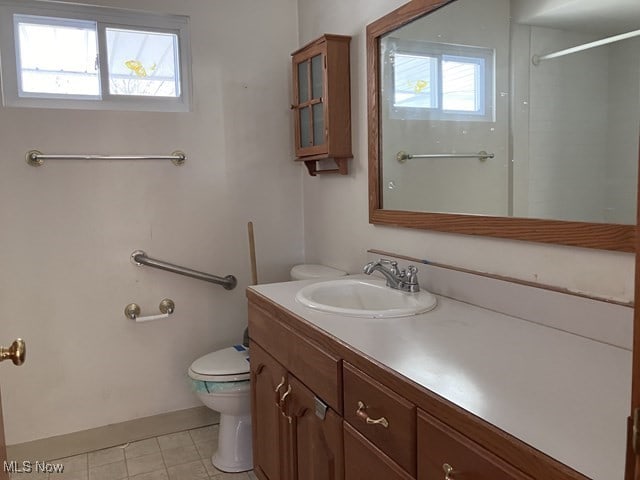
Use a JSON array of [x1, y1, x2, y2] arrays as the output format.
[[396, 151, 494, 163], [131, 250, 237, 290], [26, 150, 186, 166]]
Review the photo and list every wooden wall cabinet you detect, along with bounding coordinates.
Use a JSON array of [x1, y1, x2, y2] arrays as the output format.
[[248, 291, 586, 480], [291, 34, 352, 176]]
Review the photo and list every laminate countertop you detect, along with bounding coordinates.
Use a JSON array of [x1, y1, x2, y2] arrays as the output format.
[[250, 275, 631, 480]]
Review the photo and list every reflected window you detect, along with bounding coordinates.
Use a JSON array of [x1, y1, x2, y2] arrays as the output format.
[[386, 39, 495, 121]]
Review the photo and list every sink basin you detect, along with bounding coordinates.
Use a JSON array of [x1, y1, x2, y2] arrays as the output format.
[[295, 278, 437, 318]]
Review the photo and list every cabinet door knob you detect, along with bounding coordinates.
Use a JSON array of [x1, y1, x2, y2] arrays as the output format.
[[356, 401, 389, 428], [443, 463, 455, 480], [274, 376, 286, 404]]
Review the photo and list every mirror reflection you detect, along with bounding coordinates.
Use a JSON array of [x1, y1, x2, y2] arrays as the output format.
[[380, 0, 640, 224]]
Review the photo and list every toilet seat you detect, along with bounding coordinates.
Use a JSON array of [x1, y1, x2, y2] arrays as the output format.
[[188, 345, 250, 382]]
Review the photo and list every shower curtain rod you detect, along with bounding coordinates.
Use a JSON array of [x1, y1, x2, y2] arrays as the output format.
[[532, 28, 640, 65]]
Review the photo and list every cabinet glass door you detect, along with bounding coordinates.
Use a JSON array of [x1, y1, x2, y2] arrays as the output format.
[[295, 53, 325, 154]]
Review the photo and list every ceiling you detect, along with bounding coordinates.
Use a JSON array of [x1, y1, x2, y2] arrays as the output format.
[[510, 0, 640, 34]]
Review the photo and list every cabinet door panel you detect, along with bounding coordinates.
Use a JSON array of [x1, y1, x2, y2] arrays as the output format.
[[288, 375, 343, 480], [250, 342, 288, 480], [344, 422, 414, 480], [417, 410, 532, 480]]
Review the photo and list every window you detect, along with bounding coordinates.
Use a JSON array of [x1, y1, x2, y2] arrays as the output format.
[[384, 38, 494, 121], [0, 1, 191, 111]]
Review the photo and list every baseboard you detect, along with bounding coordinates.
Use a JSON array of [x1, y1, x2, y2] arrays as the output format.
[[7, 406, 219, 462]]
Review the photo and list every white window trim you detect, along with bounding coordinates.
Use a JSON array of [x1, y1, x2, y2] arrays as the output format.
[[383, 37, 495, 122], [0, 0, 192, 112]]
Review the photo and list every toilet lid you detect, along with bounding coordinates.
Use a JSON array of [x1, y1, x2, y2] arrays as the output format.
[[188, 345, 250, 382]]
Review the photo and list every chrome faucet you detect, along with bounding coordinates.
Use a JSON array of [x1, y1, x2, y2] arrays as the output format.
[[363, 259, 420, 293]]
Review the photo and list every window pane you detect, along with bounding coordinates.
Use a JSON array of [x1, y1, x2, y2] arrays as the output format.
[[442, 56, 482, 112], [16, 15, 99, 96], [393, 53, 437, 108], [106, 28, 180, 97]]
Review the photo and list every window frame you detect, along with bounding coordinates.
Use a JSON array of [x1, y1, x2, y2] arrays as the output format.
[[383, 37, 495, 122], [0, 0, 192, 112]]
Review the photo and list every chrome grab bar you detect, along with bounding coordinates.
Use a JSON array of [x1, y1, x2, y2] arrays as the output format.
[[396, 150, 494, 163], [131, 250, 237, 290], [26, 150, 186, 166]]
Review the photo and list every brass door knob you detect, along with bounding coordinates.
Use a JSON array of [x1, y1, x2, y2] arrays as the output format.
[[0, 339, 26, 366]]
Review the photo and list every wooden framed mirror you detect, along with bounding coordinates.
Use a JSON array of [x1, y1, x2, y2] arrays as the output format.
[[367, 0, 639, 252]]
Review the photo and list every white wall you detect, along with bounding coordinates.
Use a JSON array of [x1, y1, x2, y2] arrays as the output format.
[[606, 37, 640, 223], [525, 27, 608, 222], [0, 0, 301, 444], [297, 0, 634, 303]]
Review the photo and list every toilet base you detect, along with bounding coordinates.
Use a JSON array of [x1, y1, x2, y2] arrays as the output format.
[[210, 413, 253, 473]]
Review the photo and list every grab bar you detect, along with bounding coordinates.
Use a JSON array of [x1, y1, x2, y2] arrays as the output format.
[[131, 250, 237, 290], [396, 151, 494, 163], [26, 150, 186, 166]]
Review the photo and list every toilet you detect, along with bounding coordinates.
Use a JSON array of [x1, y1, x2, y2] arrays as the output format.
[[188, 345, 252, 472], [187, 263, 346, 473]]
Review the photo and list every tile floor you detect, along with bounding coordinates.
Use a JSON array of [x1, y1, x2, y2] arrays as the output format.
[[9, 425, 257, 480]]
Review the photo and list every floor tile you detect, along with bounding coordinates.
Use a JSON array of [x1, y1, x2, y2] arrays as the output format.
[[126, 452, 165, 477], [87, 446, 124, 468], [188, 426, 216, 445], [201, 456, 220, 478], [50, 454, 87, 473], [166, 460, 209, 480], [157, 431, 194, 451], [9, 470, 50, 479], [194, 440, 214, 461], [88, 460, 127, 480], [31, 423, 256, 480], [161, 444, 200, 467], [52, 469, 88, 480], [211, 473, 250, 479], [125, 438, 161, 459], [129, 469, 169, 480]]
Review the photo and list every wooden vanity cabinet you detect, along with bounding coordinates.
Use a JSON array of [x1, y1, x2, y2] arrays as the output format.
[[248, 291, 589, 480], [291, 34, 352, 176], [249, 301, 343, 480]]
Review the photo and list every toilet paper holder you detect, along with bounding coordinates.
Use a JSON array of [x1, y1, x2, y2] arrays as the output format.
[[125, 298, 175, 321]]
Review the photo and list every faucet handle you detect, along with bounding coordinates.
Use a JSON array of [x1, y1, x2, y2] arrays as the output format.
[[377, 259, 399, 275], [406, 265, 419, 284]]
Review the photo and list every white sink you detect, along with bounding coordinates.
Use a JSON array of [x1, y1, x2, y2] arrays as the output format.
[[295, 278, 437, 318]]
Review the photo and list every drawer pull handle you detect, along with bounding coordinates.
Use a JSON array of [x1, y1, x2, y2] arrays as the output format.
[[443, 463, 455, 480], [356, 401, 389, 428]]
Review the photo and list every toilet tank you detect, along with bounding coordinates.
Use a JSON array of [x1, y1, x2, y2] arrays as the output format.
[[290, 264, 347, 281]]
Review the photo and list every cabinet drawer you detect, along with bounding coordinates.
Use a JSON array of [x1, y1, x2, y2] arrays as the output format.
[[418, 410, 532, 480], [343, 362, 416, 476], [344, 422, 415, 480], [249, 301, 341, 412]]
